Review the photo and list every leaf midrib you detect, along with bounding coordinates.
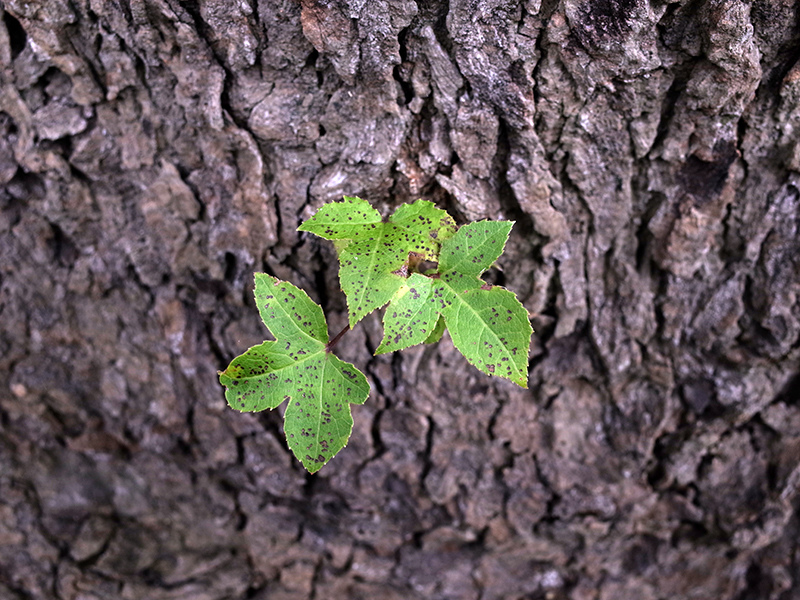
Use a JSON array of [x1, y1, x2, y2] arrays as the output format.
[[269, 294, 328, 350], [349, 226, 393, 319], [442, 235, 499, 276], [246, 351, 323, 383], [439, 279, 524, 382]]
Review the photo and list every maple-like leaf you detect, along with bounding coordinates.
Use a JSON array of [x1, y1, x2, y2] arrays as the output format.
[[376, 221, 532, 387], [218, 274, 369, 473], [298, 196, 456, 326], [433, 273, 532, 387], [437, 221, 514, 276], [375, 273, 438, 354]]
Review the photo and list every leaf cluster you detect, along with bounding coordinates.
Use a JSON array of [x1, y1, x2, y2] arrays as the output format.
[[220, 197, 532, 472]]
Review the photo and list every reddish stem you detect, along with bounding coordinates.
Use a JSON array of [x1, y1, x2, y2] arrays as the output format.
[[326, 324, 350, 352]]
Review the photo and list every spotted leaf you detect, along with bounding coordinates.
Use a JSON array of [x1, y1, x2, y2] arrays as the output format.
[[297, 195, 381, 240], [373, 224, 531, 384], [219, 274, 369, 473], [438, 220, 514, 277], [376, 273, 438, 354], [427, 223, 532, 386], [423, 314, 446, 345], [299, 196, 455, 326], [432, 274, 532, 388]]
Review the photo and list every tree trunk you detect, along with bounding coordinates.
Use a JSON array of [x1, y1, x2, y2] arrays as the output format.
[[1, 0, 799, 598]]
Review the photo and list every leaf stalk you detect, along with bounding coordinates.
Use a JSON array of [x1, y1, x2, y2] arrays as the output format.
[[326, 324, 350, 352]]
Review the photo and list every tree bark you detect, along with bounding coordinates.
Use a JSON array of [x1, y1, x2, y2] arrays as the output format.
[[1, 0, 799, 598]]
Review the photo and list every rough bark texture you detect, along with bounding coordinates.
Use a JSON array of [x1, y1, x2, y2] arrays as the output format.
[[2, 0, 800, 598]]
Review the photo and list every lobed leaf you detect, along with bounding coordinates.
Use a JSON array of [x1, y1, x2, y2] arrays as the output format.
[[254, 272, 328, 352], [219, 274, 370, 473], [374, 222, 532, 386], [376, 273, 438, 354], [283, 353, 369, 473], [438, 221, 514, 277], [299, 196, 456, 326], [433, 274, 532, 388], [297, 195, 381, 239], [433, 224, 530, 386]]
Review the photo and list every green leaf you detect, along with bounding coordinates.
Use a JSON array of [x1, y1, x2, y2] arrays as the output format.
[[438, 221, 514, 276], [254, 273, 328, 353], [423, 314, 446, 344], [389, 199, 458, 248], [283, 352, 368, 472], [219, 274, 369, 473], [299, 196, 456, 326], [376, 273, 438, 354], [297, 195, 382, 239], [374, 221, 531, 386], [336, 239, 406, 328], [433, 274, 532, 388], [433, 221, 531, 386]]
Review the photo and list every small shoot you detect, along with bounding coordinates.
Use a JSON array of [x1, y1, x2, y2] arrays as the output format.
[[299, 196, 456, 326], [221, 197, 533, 473]]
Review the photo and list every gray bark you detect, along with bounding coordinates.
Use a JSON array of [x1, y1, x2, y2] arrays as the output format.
[[1, 0, 799, 598]]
